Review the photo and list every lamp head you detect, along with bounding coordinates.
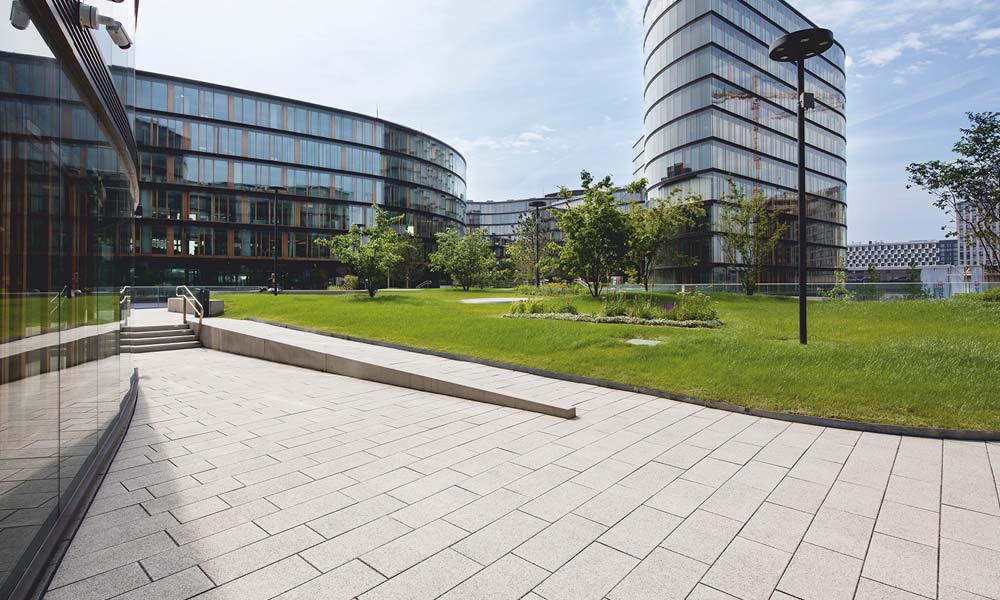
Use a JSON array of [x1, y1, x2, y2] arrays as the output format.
[[769, 28, 835, 62]]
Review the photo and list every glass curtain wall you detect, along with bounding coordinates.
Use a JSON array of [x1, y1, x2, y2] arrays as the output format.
[[0, 0, 136, 595]]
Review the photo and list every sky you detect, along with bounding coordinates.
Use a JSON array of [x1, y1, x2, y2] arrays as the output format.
[[135, 0, 1000, 243]]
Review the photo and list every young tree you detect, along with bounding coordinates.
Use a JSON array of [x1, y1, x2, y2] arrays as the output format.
[[903, 260, 929, 300], [506, 212, 559, 284], [907, 112, 1000, 275], [392, 233, 426, 288], [625, 182, 705, 291], [718, 179, 787, 296], [553, 171, 632, 297], [429, 228, 496, 291], [314, 205, 403, 298]]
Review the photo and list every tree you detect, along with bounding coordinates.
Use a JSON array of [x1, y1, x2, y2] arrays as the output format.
[[507, 212, 559, 284], [392, 233, 426, 288], [624, 182, 705, 291], [907, 112, 1000, 275], [553, 171, 632, 297], [903, 260, 929, 300], [856, 262, 882, 301], [429, 227, 496, 291], [823, 256, 853, 301], [718, 179, 787, 296], [314, 205, 403, 297]]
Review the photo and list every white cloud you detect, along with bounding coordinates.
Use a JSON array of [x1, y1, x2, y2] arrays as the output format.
[[859, 33, 926, 66], [929, 17, 977, 37], [973, 27, 1000, 40], [970, 45, 1000, 57]]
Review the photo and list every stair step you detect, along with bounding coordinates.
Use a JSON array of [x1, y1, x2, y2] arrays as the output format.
[[122, 329, 193, 339], [124, 334, 198, 346], [123, 324, 189, 333], [123, 341, 201, 353]]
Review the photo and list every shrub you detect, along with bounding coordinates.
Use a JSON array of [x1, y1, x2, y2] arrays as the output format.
[[509, 300, 527, 314], [957, 287, 1000, 302], [666, 291, 718, 321], [509, 298, 578, 315], [341, 274, 360, 290], [600, 293, 630, 317], [554, 300, 578, 315], [627, 300, 666, 320], [513, 283, 587, 297]]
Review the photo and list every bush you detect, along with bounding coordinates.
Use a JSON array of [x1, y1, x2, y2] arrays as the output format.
[[513, 283, 587, 297], [341, 274, 360, 290], [600, 293, 630, 317], [509, 298, 578, 315], [958, 287, 1000, 302], [666, 291, 718, 321], [627, 300, 665, 320]]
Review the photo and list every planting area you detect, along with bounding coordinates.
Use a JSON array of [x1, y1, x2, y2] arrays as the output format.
[[215, 289, 1000, 430]]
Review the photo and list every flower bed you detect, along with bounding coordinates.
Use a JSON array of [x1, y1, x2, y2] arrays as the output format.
[[502, 312, 721, 328]]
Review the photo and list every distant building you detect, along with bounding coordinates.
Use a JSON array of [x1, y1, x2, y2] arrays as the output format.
[[937, 239, 958, 267], [846, 240, 947, 270], [956, 201, 1000, 271]]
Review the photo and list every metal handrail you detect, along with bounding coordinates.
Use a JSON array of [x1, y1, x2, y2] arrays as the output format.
[[415, 280, 433, 289], [49, 285, 68, 318], [175, 285, 204, 332]]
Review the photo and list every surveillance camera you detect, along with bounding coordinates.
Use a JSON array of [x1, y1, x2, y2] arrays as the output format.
[[10, 0, 30, 30], [105, 21, 132, 49], [78, 2, 132, 49]]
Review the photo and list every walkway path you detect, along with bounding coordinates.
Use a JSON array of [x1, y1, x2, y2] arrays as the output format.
[[44, 343, 1000, 599]]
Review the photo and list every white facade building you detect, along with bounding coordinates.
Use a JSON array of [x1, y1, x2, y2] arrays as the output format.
[[846, 240, 941, 270], [957, 202, 1000, 269]]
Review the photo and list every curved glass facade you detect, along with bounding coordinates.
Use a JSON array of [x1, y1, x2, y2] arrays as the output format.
[[1, 0, 137, 594], [129, 73, 467, 287], [639, 0, 847, 283]]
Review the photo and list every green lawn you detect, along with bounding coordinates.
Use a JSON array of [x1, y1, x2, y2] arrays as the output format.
[[2, 295, 119, 341], [216, 289, 1000, 431]]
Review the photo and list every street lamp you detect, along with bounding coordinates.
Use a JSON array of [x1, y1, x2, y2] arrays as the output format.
[[267, 186, 284, 296], [768, 27, 836, 345], [528, 200, 547, 287]]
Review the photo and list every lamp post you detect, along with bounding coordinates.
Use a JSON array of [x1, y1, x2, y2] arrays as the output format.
[[528, 200, 547, 287], [267, 186, 284, 296], [768, 27, 836, 345]]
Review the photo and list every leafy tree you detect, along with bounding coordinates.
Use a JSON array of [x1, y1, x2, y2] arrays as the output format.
[[718, 179, 787, 296], [507, 211, 559, 284], [553, 171, 632, 297], [429, 228, 496, 291], [903, 260, 929, 300], [392, 233, 427, 288], [856, 262, 882, 301], [823, 256, 853, 301], [314, 205, 403, 297], [624, 182, 705, 291], [907, 112, 1000, 275]]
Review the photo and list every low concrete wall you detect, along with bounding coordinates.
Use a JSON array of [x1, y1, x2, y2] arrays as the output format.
[[167, 297, 224, 317], [196, 321, 575, 419]]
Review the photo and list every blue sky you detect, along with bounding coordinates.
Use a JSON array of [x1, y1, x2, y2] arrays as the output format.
[[137, 0, 1000, 243]]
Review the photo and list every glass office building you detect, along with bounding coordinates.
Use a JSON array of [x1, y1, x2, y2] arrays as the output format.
[[1, 0, 139, 596], [638, 0, 847, 283], [130, 72, 467, 287]]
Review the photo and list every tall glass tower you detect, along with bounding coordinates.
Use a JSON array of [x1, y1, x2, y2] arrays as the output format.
[[638, 0, 847, 284]]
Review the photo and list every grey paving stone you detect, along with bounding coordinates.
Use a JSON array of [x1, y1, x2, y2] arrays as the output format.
[[50, 532, 176, 588], [823, 479, 885, 519], [62, 511, 178, 558], [862, 533, 938, 598], [740, 502, 812, 552], [710, 440, 763, 465], [570, 458, 636, 491], [661, 509, 742, 564], [454, 509, 549, 565], [44, 563, 149, 600], [788, 456, 843, 486], [777, 542, 863, 600], [645, 478, 716, 518], [141, 477, 243, 515], [607, 547, 706, 600], [142, 521, 268, 580], [307, 493, 405, 539], [598, 505, 682, 559], [513, 512, 607, 572], [194, 555, 319, 600], [941, 504, 1000, 552], [534, 542, 639, 600], [686, 584, 740, 599], [655, 442, 712, 469], [359, 549, 481, 600], [266, 473, 354, 509], [166, 497, 278, 545], [767, 476, 828, 514], [201, 524, 323, 584], [699, 481, 770, 522], [439, 553, 548, 600], [300, 516, 411, 572], [884, 474, 940, 512], [874, 500, 939, 547], [753, 443, 808, 469], [388, 468, 466, 504], [443, 488, 528, 532], [109, 567, 213, 600], [391, 485, 479, 529], [854, 578, 928, 599], [254, 490, 355, 534], [362, 518, 468, 577], [455, 462, 529, 495], [341, 467, 424, 502], [520, 481, 599, 523], [219, 472, 312, 506], [681, 457, 741, 488], [803, 506, 875, 559], [275, 559, 384, 600], [169, 495, 230, 523], [504, 463, 577, 498], [701, 537, 792, 600], [616, 461, 682, 495], [939, 538, 1000, 599]]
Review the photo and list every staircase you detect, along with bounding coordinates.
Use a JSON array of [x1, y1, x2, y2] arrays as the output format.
[[121, 323, 201, 353]]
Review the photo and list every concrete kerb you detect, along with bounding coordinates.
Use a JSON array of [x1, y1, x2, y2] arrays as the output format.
[[196, 321, 576, 419], [243, 317, 1000, 442]]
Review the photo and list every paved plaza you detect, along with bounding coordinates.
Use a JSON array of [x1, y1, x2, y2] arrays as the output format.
[[45, 343, 1000, 599]]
